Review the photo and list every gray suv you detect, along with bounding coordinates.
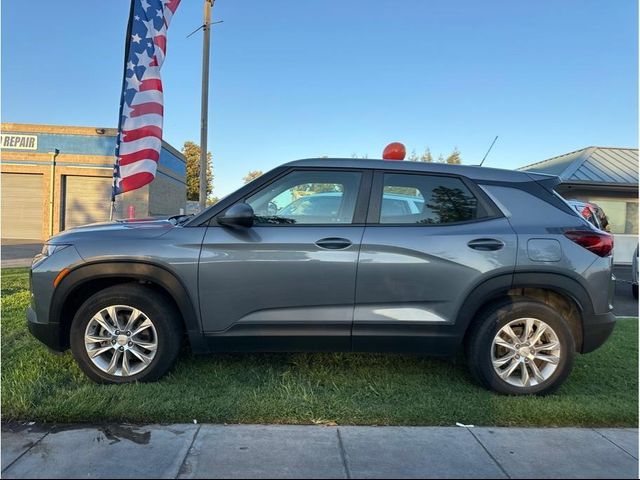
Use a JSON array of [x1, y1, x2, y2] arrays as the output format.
[[28, 159, 616, 395]]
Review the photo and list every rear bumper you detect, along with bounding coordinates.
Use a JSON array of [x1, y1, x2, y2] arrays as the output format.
[[27, 306, 65, 352], [581, 311, 616, 354]]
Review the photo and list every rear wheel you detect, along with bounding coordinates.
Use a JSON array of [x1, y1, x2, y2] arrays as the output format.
[[70, 284, 182, 384], [466, 300, 575, 395]]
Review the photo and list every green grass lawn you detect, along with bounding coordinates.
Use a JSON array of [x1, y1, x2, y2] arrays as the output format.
[[2, 267, 638, 427]]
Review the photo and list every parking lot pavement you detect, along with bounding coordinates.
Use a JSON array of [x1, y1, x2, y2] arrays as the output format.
[[613, 265, 638, 317], [2, 423, 637, 479], [1, 239, 41, 268]]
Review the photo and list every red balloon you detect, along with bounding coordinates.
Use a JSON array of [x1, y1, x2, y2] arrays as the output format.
[[382, 142, 406, 161]]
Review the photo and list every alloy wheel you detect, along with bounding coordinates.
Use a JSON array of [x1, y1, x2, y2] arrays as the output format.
[[491, 317, 561, 388], [84, 305, 158, 377]]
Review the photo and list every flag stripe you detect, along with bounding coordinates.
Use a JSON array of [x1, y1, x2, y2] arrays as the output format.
[[131, 90, 163, 105], [122, 113, 163, 130], [130, 102, 164, 117], [121, 172, 156, 192], [120, 159, 159, 178], [140, 78, 163, 92], [122, 126, 163, 142], [120, 136, 162, 156], [154, 36, 167, 55], [119, 148, 161, 166]]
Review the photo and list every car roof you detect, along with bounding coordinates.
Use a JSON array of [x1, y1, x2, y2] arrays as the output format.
[[282, 158, 554, 184]]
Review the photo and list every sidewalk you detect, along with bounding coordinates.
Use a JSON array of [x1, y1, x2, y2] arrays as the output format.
[[2, 423, 637, 479]]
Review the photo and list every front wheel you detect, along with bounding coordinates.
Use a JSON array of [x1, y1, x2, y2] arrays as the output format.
[[465, 300, 575, 395], [70, 284, 182, 384]]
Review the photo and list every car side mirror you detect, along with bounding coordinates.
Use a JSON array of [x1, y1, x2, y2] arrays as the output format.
[[218, 203, 254, 228]]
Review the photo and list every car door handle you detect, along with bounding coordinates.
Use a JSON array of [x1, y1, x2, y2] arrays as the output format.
[[467, 238, 505, 251], [315, 237, 353, 250]]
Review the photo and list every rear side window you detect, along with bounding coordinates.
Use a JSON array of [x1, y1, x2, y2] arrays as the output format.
[[380, 173, 483, 224]]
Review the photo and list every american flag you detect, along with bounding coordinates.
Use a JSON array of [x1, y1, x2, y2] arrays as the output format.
[[112, 0, 181, 196]]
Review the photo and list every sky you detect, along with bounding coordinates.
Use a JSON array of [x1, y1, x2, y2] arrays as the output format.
[[2, 0, 638, 198]]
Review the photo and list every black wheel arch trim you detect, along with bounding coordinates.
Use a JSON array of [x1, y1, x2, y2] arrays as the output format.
[[455, 271, 595, 345], [510, 271, 594, 316], [51, 260, 207, 353]]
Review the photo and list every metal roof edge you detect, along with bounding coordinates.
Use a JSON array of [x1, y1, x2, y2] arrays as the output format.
[[561, 146, 597, 180], [518, 146, 591, 171]]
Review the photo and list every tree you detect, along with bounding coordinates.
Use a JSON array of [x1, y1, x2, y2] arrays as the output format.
[[352, 146, 460, 164], [423, 186, 475, 223], [403, 146, 460, 163], [182, 141, 213, 201], [420, 148, 433, 163], [243, 170, 263, 184], [445, 147, 461, 165]]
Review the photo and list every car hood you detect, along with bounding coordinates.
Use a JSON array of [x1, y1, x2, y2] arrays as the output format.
[[47, 218, 175, 244]]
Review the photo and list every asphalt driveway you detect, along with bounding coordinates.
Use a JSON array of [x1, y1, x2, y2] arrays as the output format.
[[1, 239, 41, 268]]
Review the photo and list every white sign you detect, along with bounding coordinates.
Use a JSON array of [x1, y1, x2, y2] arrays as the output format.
[[1, 134, 38, 150]]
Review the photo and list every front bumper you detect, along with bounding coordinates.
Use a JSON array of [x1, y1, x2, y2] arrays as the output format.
[[27, 306, 65, 352], [581, 311, 616, 354], [27, 245, 84, 352]]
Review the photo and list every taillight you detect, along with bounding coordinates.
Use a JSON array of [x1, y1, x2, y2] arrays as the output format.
[[580, 206, 591, 219], [564, 230, 614, 257]]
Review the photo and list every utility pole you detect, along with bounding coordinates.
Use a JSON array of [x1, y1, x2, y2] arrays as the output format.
[[199, 0, 214, 212], [49, 149, 60, 236]]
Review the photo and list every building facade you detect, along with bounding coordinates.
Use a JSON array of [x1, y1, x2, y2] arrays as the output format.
[[1, 123, 186, 240], [520, 146, 638, 264]]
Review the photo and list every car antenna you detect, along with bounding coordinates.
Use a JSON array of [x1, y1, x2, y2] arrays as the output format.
[[479, 135, 499, 167]]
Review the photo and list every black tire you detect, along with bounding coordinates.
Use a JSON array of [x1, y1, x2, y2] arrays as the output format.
[[465, 299, 575, 396], [632, 283, 638, 300], [70, 284, 182, 384]]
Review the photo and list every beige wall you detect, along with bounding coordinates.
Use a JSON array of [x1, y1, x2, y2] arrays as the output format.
[[148, 169, 187, 217]]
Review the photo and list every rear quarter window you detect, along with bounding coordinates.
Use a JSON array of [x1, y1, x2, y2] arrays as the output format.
[[380, 173, 487, 225]]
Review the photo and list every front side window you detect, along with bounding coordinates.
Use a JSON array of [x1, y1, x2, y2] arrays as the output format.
[[245, 170, 362, 225], [380, 173, 481, 224]]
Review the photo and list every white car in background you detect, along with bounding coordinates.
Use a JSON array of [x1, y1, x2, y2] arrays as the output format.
[[277, 191, 425, 218]]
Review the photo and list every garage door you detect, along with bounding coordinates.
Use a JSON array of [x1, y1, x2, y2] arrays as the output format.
[[1, 173, 44, 240], [63, 176, 112, 230]]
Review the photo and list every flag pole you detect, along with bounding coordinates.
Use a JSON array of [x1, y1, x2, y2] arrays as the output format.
[[110, 0, 137, 221], [199, 0, 214, 212]]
